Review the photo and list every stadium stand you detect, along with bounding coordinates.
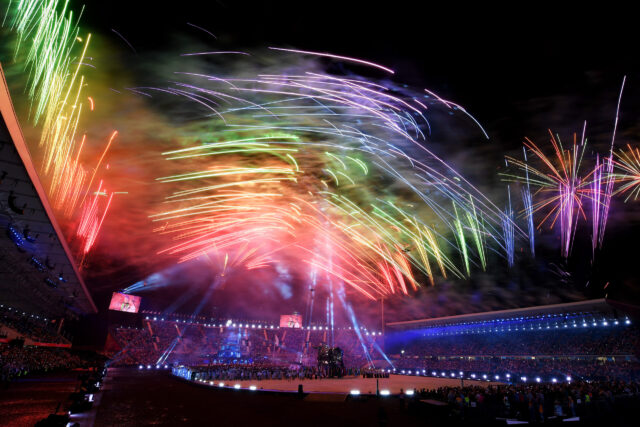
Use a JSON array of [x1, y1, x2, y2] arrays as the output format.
[[386, 299, 640, 382]]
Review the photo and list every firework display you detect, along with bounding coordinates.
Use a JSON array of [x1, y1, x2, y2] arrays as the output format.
[[503, 131, 592, 258], [503, 76, 628, 260], [138, 64, 529, 300], [1, 0, 639, 305]]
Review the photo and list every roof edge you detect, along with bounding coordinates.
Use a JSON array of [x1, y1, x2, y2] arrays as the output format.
[[386, 298, 609, 327], [0, 63, 98, 314]]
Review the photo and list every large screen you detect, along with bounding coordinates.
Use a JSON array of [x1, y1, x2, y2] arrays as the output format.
[[279, 314, 302, 328], [109, 292, 141, 313]]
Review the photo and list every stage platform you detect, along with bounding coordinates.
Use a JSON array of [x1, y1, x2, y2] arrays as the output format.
[[189, 374, 502, 394]]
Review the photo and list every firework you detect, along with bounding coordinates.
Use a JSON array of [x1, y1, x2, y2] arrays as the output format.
[[504, 130, 591, 258], [613, 144, 640, 202], [140, 58, 522, 300]]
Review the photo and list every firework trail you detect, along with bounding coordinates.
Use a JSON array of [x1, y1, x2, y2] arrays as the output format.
[[521, 148, 535, 256], [503, 185, 515, 267], [595, 76, 626, 250], [591, 153, 603, 258]]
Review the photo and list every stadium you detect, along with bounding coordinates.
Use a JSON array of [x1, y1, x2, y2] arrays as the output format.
[[1, 1, 640, 426]]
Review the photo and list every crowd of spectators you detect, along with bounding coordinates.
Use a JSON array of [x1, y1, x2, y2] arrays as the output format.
[[415, 380, 640, 423], [0, 305, 68, 344], [0, 344, 105, 384]]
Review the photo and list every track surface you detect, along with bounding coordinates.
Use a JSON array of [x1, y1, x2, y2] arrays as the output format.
[[93, 368, 491, 426]]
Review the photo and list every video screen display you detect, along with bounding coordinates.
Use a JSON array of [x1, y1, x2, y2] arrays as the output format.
[[109, 292, 141, 313], [280, 314, 302, 328]]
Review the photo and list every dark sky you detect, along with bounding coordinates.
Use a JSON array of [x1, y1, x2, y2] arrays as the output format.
[[70, 1, 640, 321], [80, 1, 639, 125]]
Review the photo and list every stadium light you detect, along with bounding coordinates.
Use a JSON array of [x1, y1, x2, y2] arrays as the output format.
[[249, 385, 257, 391], [521, 377, 527, 382], [552, 378, 557, 383], [405, 390, 414, 396], [626, 319, 631, 325], [219, 383, 225, 387], [566, 376, 572, 382], [138, 365, 143, 370], [350, 390, 360, 395], [535, 377, 541, 383], [234, 384, 241, 389], [147, 365, 152, 369], [209, 381, 214, 385], [433, 371, 437, 376], [380, 390, 390, 396], [495, 375, 500, 380], [506, 374, 511, 378]]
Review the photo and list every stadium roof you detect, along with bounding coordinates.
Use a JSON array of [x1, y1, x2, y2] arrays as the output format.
[[0, 64, 97, 318], [386, 299, 623, 329]]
